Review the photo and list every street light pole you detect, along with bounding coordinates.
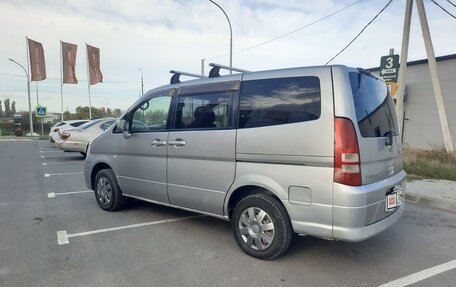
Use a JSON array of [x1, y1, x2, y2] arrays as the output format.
[[139, 68, 144, 98], [9, 58, 33, 135], [209, 0, 233, 74]]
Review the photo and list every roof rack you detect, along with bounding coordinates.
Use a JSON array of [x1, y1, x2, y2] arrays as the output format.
[[208, 63, 250, 78], [169, 70, 206, 84]]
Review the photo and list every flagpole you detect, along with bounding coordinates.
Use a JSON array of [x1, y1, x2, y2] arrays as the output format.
[[25, 36, 34, 135], [60, 40, 64, 121], [36, 83, 43, 135], [86, 43, 92, 119]]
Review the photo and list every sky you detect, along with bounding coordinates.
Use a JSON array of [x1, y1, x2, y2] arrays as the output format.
[[0, 0, 455, 114]]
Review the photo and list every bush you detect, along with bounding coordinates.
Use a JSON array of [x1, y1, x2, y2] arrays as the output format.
[[403, 147, 456, 181]]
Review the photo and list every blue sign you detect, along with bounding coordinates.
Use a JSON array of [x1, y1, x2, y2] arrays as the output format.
[[36, 106, 47, 117]]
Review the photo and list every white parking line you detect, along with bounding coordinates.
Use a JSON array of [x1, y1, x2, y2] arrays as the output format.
[[42, 161, 83, 166], [44, 172, 83, 178], [41, 155, 80, 158], [378, 259, 456, 287], [48, 190, 92, 198], [57, 215, 204, 245], [40, 150, 63, 153]]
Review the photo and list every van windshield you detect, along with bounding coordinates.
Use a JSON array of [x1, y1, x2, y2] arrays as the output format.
[[349, 72, 398, 138]]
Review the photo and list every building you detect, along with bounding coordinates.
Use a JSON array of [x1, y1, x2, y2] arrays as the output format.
[[370, 54, 456, 150]]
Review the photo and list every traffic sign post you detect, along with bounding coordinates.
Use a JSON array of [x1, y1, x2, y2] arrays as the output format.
[[379, 54, 400, 83], [36, 106, 47, 117]]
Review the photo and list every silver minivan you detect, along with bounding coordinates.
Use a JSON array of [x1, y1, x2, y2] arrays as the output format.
[[84, 65, 405, 259]]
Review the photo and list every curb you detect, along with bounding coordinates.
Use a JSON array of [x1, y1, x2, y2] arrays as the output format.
[[405, 193, 456, 212]]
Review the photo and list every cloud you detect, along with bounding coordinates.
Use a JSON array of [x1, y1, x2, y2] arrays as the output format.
[[0, 0, 454, 114]]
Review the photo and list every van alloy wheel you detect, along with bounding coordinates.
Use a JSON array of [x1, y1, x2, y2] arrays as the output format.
[[232, 194, 292, 260], [94, 169, 126, 211], [238, 207, 275, 250], [97, 177, 112, 206]]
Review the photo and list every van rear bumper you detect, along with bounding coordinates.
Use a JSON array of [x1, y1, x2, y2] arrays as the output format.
[[333, 203, 404, 241], [332, 170, 406, 241]]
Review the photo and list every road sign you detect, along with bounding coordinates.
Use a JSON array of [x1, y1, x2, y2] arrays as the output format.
[[36, 106, 47, 117], [387, 82, 398, 98], [379, 54, 400, 83]]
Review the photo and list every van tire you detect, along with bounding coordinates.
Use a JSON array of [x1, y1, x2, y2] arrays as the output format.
[[231, 194, 292, 260], [94, 169, 125, 211]]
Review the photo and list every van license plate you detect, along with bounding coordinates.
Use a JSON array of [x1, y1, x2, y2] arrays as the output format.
[[385, 191, 403, 211]]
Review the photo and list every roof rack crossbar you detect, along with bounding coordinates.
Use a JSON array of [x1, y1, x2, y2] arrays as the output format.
[[169, 70, 205, 84], [208, 63, 250, 78]]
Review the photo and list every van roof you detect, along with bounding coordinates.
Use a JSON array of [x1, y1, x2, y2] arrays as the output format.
[[147, 64, 350, 96]]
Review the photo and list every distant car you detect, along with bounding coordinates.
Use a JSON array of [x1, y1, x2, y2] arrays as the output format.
[[56, 118, 116, 156], [49, 120, 89, 143]]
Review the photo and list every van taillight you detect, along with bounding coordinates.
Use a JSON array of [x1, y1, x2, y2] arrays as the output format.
[[334, 117, 361, 186]]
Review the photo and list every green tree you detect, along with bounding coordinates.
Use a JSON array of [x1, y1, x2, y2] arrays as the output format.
[[11, 101, 16, 115], [63, 111, 71, 120], [113, 108, 122, 117], [0, 100, 3, 118], [4, 99, 10, 117]]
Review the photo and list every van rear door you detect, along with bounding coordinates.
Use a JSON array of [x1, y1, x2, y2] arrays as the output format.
[[349, 70, 403, 185]]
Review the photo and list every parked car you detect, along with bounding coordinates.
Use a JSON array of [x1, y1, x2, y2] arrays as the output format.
[[49, 120, 89, 143], [56, 118, 116, 156], [84, 65, 405, 259]]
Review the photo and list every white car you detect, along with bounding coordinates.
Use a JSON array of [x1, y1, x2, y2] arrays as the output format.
[[56, 118, 116, 156], [49, 120, 89, 143]]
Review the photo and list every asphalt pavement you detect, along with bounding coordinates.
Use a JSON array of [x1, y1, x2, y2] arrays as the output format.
[[0, 139, 455, 287]]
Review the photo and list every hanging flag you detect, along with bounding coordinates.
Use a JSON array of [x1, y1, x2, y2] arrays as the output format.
[[86, 44, 103, 85], [27, 38, 46, 81], [61, 41, 78, 84]]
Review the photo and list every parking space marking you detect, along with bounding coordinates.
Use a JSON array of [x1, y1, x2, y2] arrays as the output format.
[[40, 150, 63, 153], [57, 215, 204, 245], [44, 172, 83, 178], [41, 155, 81, 158], [42, 161, 83, 166], [48, 190, 92, 198], [378, 259, 456, 287], [0, 139, 33, 142]]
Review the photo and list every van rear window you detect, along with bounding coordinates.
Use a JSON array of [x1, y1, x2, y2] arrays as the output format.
[[239, 76, 321, 129], [349, 72, 398, 138]]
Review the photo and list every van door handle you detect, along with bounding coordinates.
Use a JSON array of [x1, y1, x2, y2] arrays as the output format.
[[168, 139, 186, 147], [150, 139, 167, 147]]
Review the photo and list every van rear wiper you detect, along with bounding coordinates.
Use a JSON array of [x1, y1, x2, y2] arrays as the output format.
[[357, 68, 382, 81], [383, 130, 399, 146]]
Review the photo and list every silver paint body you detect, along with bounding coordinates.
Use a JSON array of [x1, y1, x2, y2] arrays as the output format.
[[85, 65, 405, 241]]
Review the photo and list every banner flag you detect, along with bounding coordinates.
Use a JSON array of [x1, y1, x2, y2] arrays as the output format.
[[87, 44, 103, 85], [27, 38, 46, 81], [61, 41, 78, 84]]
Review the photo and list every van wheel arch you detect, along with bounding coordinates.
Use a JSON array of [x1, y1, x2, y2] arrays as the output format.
[[91, 162, 113, 190], [227, 186, 287, 220]]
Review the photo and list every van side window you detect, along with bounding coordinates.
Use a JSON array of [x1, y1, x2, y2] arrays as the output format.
[[174, 92, 233, 129], [239, 76, 321, 129], [130, 96, 172, 132]]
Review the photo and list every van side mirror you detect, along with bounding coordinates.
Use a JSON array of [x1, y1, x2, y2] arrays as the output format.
[[117, 119, 131, 139]]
